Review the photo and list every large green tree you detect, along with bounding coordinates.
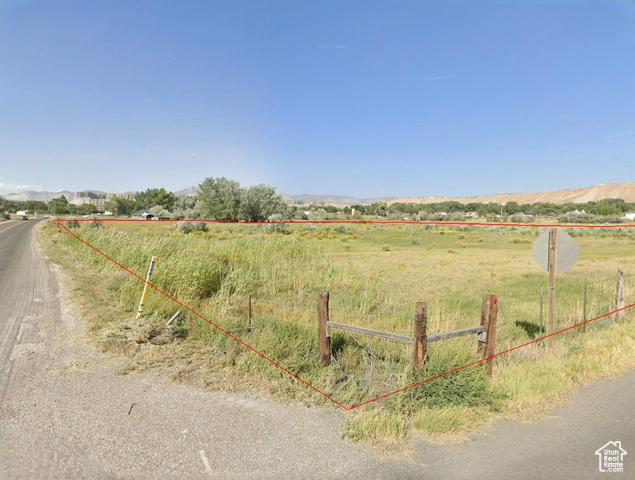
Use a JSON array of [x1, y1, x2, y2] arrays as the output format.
[[135, 188, 176, 211], [240, 184, 288, 222], [504, 201, 521, 215], [12, 200, 48, 214], [197, 177, 289, 221], [104, 197, 138, 215], [79, 203, 97, 215], [198, 177, 243, 221], [0, 196, 13, 213], [172, 195, 200, 219], [49, 195, 70, 215]]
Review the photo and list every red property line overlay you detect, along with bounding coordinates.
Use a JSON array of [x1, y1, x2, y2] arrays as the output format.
[[58, 218, 635, 411]]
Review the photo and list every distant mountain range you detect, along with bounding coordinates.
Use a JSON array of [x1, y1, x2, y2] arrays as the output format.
[[279, 193, 396, 206], [3, 190, 82, 202], [3, 182, 635, 206]]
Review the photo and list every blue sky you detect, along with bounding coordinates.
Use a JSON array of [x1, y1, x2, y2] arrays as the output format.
[[0, 0, 633, 198]]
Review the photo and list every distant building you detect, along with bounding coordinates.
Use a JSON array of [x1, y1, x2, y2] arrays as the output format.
[[71, 191, 135, 213], [625, 213, 635, 221], [132, 209, 153, 220], [72, 191, 107, 211]]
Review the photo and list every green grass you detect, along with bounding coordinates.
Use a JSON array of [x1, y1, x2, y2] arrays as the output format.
[[39, 219, 635, 446]]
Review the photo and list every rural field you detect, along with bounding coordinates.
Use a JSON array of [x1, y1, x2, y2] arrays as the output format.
[[39, 219, 635, 445]]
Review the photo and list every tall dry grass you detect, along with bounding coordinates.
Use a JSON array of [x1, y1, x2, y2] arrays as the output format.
[[40, 220, 635, 444]]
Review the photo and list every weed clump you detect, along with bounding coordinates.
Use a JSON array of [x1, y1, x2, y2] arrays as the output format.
[[388, 347, 502, 413], [265, 214, 289, 234], [85, 218, 103, 229], [176, 221, 208, 234]]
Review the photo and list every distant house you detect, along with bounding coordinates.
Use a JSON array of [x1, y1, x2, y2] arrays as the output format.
[[132, 209, 154, 220], [624, 213, 635, 221]]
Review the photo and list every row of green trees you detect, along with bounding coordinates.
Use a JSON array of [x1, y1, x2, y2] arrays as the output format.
[[0, 188, 181, 216], [102, 188, 176, 216], [98, 179, 288, 222], [0, 178, 289, 222], [349, 198, 635, 218], [0, 198, 49, 215], [2, 181, 634, 221], [0, 196, 98, 216]]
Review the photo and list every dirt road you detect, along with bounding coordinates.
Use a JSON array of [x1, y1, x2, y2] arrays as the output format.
[[0, 219, 632, 479]]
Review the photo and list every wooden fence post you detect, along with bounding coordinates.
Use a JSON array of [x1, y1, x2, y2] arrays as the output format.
[[478, 294, 498, 377], [318, 292, 331, 366], [413, 302, 427, 370], [616, 269, 625, 319]]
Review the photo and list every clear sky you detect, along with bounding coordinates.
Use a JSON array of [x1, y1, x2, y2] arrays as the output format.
[[1, 0, 633, 198]]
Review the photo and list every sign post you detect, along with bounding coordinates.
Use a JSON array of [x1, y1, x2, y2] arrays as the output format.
[[533, 229, 578, 347], [547, 229, 557, 346]]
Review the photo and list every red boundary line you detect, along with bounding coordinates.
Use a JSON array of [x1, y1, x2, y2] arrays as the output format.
[[57, 218, 635, 411]]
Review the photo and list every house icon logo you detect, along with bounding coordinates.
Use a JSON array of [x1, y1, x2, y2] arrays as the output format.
[[595, 441, 627, 473]]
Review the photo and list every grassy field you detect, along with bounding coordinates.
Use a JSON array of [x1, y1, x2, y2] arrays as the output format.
[[39, 219, 635, 447]]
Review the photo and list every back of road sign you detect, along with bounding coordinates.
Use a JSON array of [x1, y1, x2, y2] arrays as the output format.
[[532, 229, 578, 274]]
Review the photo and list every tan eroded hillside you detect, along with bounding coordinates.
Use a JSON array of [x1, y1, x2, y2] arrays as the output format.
[[389, 183, 635, 206]]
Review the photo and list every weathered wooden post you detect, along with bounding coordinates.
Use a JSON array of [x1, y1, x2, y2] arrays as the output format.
[[616, 269, 625, 318], [413, 302, 427, 370], [318, 291, 331, 366], [478, 294, 498, 377]]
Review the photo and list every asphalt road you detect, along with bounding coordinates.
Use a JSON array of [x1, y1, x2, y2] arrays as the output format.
[[0, 219, 632, 479]]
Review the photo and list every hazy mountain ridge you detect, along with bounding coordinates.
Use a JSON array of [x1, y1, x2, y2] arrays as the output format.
[[285, 194, 396, 206], [174, 186, 199, 197], [4, 190, 79, 202]]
